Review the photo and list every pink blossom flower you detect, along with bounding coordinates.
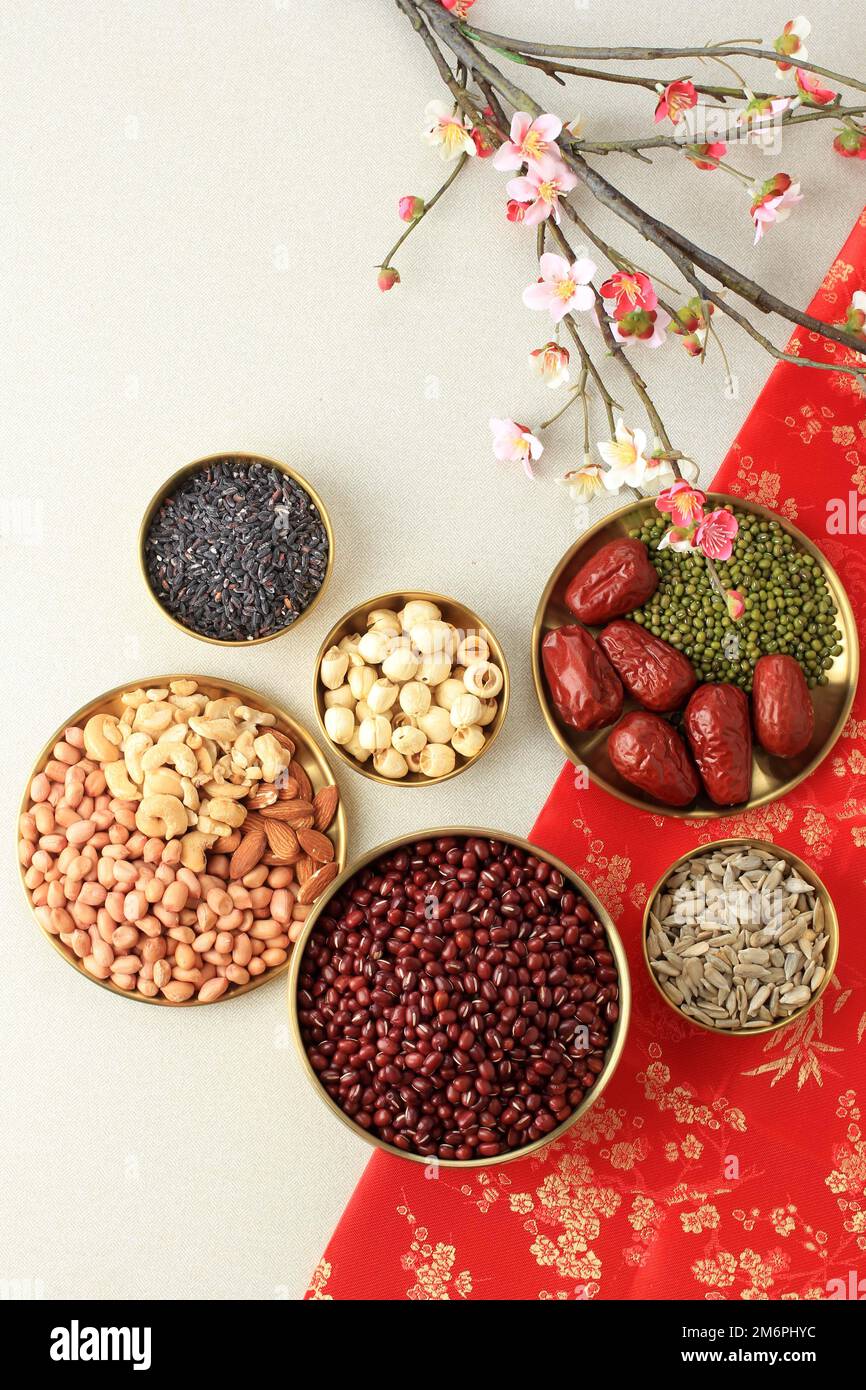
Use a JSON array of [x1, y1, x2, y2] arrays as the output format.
[[398, 195, 424, 222], [493, 112, 564, 171], [686, 141, 727, 170], [489, 417, 544, 477], [656, 481, 707, 528], [750, 173, 803, 244], [694, 508, 739, 561], [523, 252, 596, 323], [834, 127, 866, 159], [559, 458, 605, 500], [794, 67, 838, 106], [726, 588, 746, 621], [506, 199, 531, 223], [658, 525, 696, 554], [774, 16, 810, 74], [529, 341, 570, 388], [597, 420, 651, 490], [423, 101, 476, 162], [599, 270, 657, 319], [609, 305, 671, 349], [506, 155, 577, 226], [440, 0, 475, 14], [471, 125, 496, 158], [654, 80, 698, 125], [377, 267, 400, 292]]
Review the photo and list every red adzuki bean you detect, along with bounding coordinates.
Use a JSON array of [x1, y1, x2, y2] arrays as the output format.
[[297, 836, 619, 1161]]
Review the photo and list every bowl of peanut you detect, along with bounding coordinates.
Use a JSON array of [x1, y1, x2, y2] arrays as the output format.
[[17, 676, 347, 1004]]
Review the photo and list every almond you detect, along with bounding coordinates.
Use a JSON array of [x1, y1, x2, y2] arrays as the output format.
[[297, 828, 335, 864], [246, 784, 278, 810], [297, 861, 339, 905], [242, 810, 268, 834], [264, 820, 300, 860], [272, 729, 296, 757], [276, 776, 299, 803], [229, 829, 266, 880], [294, 854, 316, 886], [312, 784, 339, 832], [263, 849, 302, 866], [289, 759, 313, 801], [260, 799, 314, 828]]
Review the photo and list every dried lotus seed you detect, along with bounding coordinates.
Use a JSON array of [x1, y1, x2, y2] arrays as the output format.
[[450, 693, 483, 729], [435, 677, 468, 711], [463, 660, 503, 698], [358, 630, 392, 664], [348, 665, 376, 701], [399, 600, 441, 628], [456, 634, 489, 665], [366, 678, 399, 714], [366, 608, 402, 635], [320, 646, 350, 690], [344, 730, 371, 763], [476, 698, 498, 727], [416, 706, 453, 744], [381, 647, 420, 683], [417, 652, 451, 686], [419, 743, 456, 778], [324, 706, 355, 746], [451, 724, 485, 758], [358, 715, 392, 752], [373, 747, 409, 779], [409, 619, 454, 655], [399, 681, 432, 717], [323, 684, 356, 710], [392, 724, 427, 756]]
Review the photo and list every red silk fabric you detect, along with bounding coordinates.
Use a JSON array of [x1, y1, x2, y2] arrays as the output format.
[[307, 213, 866, 1301]]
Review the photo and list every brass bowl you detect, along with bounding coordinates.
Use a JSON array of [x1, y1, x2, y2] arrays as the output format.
[[288, 827, 631, 1167], [138, 452, 334, 647], [532, 493, 858, 819], [313, 591, 510, 787], [642, 837, 839, 1037], [18, 675, 347, 1006]]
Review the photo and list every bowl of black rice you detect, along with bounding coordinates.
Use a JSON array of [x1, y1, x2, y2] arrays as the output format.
[[139, 453, 334, 645]]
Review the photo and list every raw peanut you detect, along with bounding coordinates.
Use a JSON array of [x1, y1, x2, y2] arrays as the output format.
[[30, 773, 51, 803], [270, 889, 292, 924], [247, 957, 266, 976], [226, 964, 250, 985], [53, 741, 80, 766], [138, 979, 159, 998], [229, 830, 266, 880], [752, 653, 815, 758], [64, 726, 85, 749], [167, 925, 195, 944], [312, 784, 339, 832], [193, 929, 216, 952], [296, 861, 339, 905], [242, 864, 269, 888], [266, 866, 293, 888], [112, 926, 140, 951], [162, 880, 189, 912], [265, 820, 299, 860], [70, 929, 91, 958], [111, 973, 136, 991], [160, 979, 195, 1002], [141, 938, 166, 963], [50, 906, 75, 935], [288, 920, 306, 943], [34, 804, 55, 836], [207, 889, 233, 917], [91, 938, 114, 968], [153, 960, 171, 988], [83, 955, 111, 979], [214, 931, 233, 955], [175, 943, 196, 970], [297, 828, 335, 864], [232, 934, 252, 966], [198, 976, 229, 1002], [124, 890, 146, 922], [261, 947, 287, 968], [112, 954, 143, 974]]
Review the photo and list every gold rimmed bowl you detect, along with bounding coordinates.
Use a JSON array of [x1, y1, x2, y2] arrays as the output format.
[[532, 493, 858, 819], [642, 838, 839, 1037], [138, 452, 334, 647], [313, 591, 510, 787], [18, 675, 347, 1006], [288, 827, 631, 1167]]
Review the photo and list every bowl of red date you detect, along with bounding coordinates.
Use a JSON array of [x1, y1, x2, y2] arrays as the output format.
[[288, 830, 630, 1167], [532, 494, 857, 819]]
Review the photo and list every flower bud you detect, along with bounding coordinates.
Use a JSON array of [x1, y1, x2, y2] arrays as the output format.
[[377, 266, 400, 292], [398, 195, 425, 222], [726, 588, 746, 622]]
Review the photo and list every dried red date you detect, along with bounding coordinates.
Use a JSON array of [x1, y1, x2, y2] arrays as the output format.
[[598, 620, 696, 712], [565, 538, 658, 626], [684, 683, 752, 805], [607, 711, 699, 806], [542, 625, 623, 731], [752, 654, 815, 757]]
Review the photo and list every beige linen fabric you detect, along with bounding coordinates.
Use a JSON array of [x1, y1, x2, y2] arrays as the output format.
[[1, 0, 862, 1299]]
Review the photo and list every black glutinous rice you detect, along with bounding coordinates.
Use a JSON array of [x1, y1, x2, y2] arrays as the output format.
[[144, 458, 329, 641]]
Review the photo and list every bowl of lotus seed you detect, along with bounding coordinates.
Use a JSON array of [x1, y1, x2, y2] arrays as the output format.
[[312, 591, 510, 786]]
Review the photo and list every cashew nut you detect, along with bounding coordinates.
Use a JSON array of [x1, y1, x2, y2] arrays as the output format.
[[133, 701, 175, 737], [230, 728, 256, 769], [188, 717, 239, 748], [135, 794, 189, 840], [83, 714, 123, 763], [141, 741, 198, 779], [122, 732, 153, 785], [203, 697, 242, 721], [201, 780, 248, 800], [169, 679, 199, 697], [104, 759, 142, 800], [120, 688, 149, 709], [179, 830, 210, 872], [179, 777, 200, 811], [203, 797, 247, 828], [234, 705, 276, 728], [253, 732, 289, 785], [143, 767, 184, 799], [145, 687, 170, 701]]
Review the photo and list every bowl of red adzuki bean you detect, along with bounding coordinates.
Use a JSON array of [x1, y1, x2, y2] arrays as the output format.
[[289, 830, 630, 1166]]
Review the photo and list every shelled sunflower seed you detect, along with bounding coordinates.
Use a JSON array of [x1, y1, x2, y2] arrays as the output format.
[[646, 843, 831, 1032]]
